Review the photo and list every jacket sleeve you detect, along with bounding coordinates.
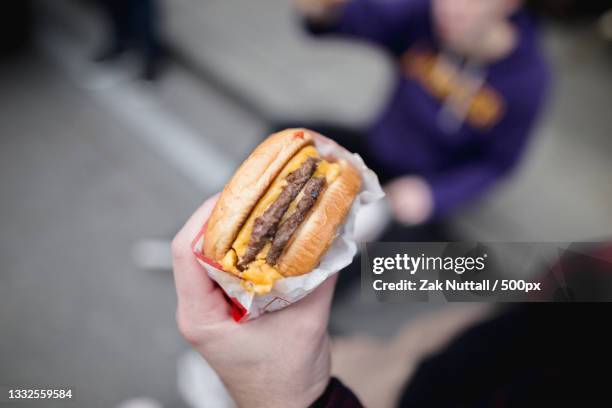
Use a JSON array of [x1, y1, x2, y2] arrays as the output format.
[[427, 107, 541, 218], [428, 48, 551, 218], [304, 0, 431, 54], [310, 377, 363, 408]]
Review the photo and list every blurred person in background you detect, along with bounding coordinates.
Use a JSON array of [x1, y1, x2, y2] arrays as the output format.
[[93, 0, 163, 80], [291, 0, 550, 229]]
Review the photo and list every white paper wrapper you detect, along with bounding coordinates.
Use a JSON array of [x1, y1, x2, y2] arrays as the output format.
[[191, 136, 385, 321]]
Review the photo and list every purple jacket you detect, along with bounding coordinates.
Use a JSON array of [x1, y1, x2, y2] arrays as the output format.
[[307, 0, 550, 217]]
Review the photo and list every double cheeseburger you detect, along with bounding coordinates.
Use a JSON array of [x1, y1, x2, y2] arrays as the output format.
[[203, 129, 362, 294]]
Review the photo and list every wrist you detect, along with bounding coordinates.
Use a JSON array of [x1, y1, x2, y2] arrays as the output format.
[[231, 378, 328, 408], [226, 354, 331, 408]]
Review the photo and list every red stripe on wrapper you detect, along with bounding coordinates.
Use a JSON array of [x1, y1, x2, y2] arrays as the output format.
[[229, 297, 249, 322], [191, 221, 250, 322]]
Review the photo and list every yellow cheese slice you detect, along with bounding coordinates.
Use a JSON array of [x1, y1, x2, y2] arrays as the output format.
[[220, 145, 341, 294]]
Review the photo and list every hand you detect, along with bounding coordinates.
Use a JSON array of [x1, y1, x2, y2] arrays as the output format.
[[384, 176, 434, 226], [295, 0, 348, 22], [172, 195, 338, 408]]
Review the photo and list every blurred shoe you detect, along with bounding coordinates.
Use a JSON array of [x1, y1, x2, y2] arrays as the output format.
[[331, 304, 491, 408], [139, 55, 166, 82], [140, 62, 158, 81], [116, 397, 162, 408], [177, 351, 236, 408]]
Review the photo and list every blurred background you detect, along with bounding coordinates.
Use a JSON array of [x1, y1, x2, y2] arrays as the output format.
[[1, 0, 611, 407]]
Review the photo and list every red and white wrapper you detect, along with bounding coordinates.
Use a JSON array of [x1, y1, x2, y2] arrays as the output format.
[[191, 137, 385, 322]]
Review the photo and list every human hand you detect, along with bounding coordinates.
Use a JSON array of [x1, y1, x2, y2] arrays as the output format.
[[384, 176, 434, 226], [172, 195, 338, 408], [295, 0, 348, 22]]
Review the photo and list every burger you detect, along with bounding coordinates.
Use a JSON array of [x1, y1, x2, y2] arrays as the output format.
[[203, 128, 362, 294]]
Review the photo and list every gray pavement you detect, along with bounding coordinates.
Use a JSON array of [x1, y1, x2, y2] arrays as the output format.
[[0, 54, 195, 407], [1, 0, 612, 407], [165, 0, 392, 124]]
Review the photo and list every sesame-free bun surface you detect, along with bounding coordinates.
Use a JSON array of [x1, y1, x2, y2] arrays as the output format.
[[204, 129, 314, 261]]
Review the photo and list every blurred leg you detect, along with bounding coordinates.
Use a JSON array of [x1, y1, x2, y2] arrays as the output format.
[[94, 0, 129, 61], [130, 0, 162, 80], [332, 304, 491, 408]]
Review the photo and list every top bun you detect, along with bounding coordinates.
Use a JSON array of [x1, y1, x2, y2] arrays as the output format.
[[204, 129, 315, 262]]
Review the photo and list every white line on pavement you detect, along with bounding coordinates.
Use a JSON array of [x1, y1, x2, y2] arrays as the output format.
[[37, 26, 236, 192]]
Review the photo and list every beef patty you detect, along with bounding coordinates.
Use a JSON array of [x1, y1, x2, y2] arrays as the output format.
[[266, 176, 326, 265], [237, 157, 319, 270]]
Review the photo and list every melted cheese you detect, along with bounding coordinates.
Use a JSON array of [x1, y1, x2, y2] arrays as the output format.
[[220, 145, 342, 295]]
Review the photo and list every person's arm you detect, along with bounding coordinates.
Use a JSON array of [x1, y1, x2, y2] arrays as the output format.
[[172, 195, 356, 408], [388, 40, 550, 223], [385, 120, 534, 224], [385, 80, 549, 224], [298, 0, 430, 52], [428, 118, 535, 218]]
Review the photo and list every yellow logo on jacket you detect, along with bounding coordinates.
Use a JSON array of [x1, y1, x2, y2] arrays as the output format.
[[401, 47, 505, 130]]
